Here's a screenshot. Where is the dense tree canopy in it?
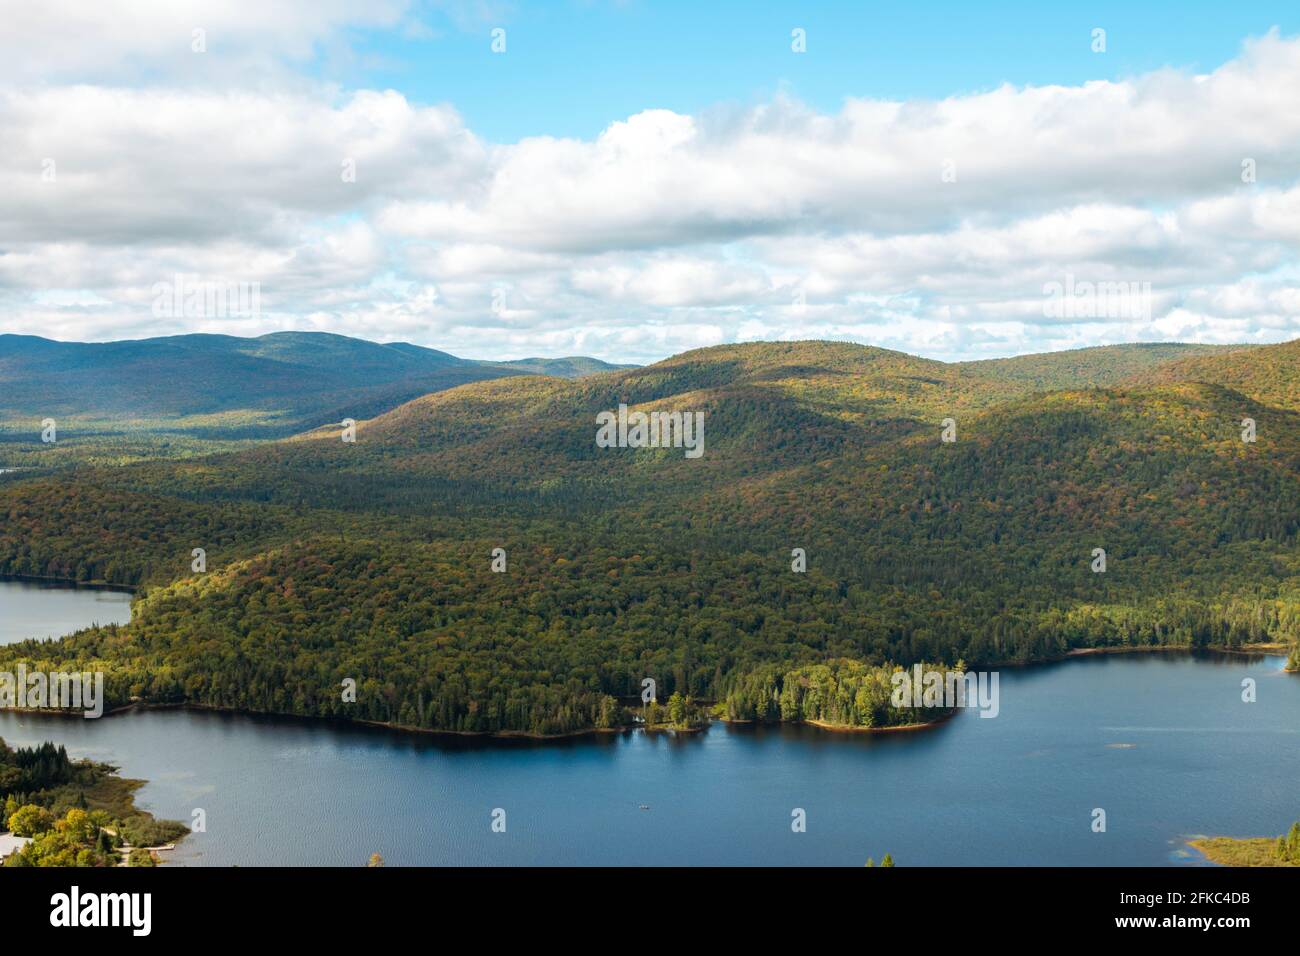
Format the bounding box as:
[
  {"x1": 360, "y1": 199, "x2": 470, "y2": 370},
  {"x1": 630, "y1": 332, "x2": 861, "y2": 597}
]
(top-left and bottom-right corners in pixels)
[{"x1": 0, "y1": 339, "x2": 1296, "y2": 736}]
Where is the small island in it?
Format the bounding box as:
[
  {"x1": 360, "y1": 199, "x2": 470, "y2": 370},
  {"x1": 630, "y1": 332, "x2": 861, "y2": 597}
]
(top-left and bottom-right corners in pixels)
[
  {"x1": 1191, "y1": 821, "x2": 1300, "y2": 867},
  {"x1": 724, "y1": 659, "x2": 961, "y2": 731},
  {"x1": 642, "y1": 691, "x2": 709, "y2": 733},
  {"x1": 1, "y1": 737, "x2": 188, "y2": 867}
]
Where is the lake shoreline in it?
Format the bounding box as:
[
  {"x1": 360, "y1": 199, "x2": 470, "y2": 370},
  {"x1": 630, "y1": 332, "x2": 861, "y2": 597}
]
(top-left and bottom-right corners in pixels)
[
  {"x1": 8, "y1": 700, "x2": 644, "y2": 742},
  {"x1": 3, "y1": 644, "x2": 1288, "y2": 743},
  {"x1": 6, "y1": 699, "x2": 955, "y2": 742},
  {"x1": 803, "y1": 710, "x2": 957, "y2": 734},
  {"x1": 721, "y1": 710, "x2": 956, "y2": 734},
  {"x1": 1187, "y1": 836, "x2": 1298, "y2": 867},
  {"x1": 1065, "y1": 643, "x2": 1289, "y2": 658},
  {"x1": 0, "y1": 572, "x2": 137, "y2": 594}
]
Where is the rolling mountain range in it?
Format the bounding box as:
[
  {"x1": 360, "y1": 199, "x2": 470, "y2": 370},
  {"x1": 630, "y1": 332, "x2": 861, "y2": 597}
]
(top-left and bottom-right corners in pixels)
[
  {"x1": 0, "y1": 331, "x2": 632, "y2": 438},
  {"x1": 0, "y1": 335, "x2": 1296, "y2": 735}
]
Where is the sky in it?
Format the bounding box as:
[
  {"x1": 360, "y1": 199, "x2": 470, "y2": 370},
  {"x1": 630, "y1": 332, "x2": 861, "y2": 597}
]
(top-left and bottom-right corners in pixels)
[{"x1": 2, "y1": 0, "x2": 1299, "y2": 363}]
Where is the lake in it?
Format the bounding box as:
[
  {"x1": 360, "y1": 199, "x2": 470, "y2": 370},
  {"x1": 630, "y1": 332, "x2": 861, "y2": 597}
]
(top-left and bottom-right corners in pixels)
[
  {"x1": 1, "y1": 581, "x2": 1297, "y2": 866},
  {"x1": 0, "y1": 578, "x2": 132, "y2": 645}
]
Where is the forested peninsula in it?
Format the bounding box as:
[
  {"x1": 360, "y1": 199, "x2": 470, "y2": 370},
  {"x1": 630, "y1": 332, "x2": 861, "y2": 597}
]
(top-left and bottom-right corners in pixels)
[{"x1": 1, "y1": 738, "x2": 188, "y2": 867}]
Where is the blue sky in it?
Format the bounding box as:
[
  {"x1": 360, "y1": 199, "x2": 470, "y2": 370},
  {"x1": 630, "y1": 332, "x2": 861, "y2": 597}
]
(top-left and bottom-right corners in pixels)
[
  {"x1": 2, "y1": 1, "x2": 1299, "y2": 362},
  {"x1": 347, "y1": 1, "x2": 1300, "y2": 141}
]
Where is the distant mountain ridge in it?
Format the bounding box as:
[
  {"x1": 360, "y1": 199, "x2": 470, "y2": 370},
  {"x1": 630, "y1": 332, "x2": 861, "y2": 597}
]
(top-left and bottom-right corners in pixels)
[
  {"x1": 0, "y1": 333, "x2": 1266, "y2": 450},
  {"x1": 218, "y1": 337, "x2": 1297, "y2": 510},
  {"x1": 0, "y1": 331, "x2": 634, "y2": 438}
]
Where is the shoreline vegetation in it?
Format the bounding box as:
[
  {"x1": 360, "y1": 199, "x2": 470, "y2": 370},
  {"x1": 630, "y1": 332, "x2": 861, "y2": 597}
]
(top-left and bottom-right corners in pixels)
[
  {"x1": 1065, "y1": 643, "x2": 1290, "y2": 657},
  {"x1": 802, "y1": 710, "x2": 956, "y2": 734},
  {"x1": 1190, "y1": 822, "x2": 1300, "y2": 867},
  {"x1": 10, "y1": 698, "x2": 960, "y2": 740},
  {"x1": 0, "y1": 738, "x2": 188, "y2": 867},
  {"x1": 2, "y1": 644, "x2": 1290, "y2": 742}
]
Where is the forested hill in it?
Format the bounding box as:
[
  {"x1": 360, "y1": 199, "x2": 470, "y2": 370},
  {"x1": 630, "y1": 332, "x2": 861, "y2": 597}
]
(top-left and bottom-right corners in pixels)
[{"x1": 0, "y1": 337, "x2": 1296, "y2": 736}]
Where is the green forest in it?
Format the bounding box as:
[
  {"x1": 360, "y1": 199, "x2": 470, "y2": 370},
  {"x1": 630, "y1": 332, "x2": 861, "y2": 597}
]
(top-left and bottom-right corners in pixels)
[{"x1": 1, "y1": 336, "x2": 1296, "y2": 736}]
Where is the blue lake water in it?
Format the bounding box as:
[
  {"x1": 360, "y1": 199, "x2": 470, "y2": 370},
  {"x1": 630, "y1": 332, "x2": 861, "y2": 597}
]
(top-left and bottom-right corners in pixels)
[{"x1": 1, "y1": 624, "x2": 1296, "y2": 864}]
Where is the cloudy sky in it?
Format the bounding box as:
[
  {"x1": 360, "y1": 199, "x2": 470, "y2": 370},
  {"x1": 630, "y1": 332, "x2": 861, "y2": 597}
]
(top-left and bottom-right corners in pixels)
[{"x1": 2, "y1": 0, "x2": 1299, "y2": 363}]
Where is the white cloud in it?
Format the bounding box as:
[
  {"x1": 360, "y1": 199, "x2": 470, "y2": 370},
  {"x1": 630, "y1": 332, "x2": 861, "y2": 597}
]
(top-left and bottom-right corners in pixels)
[
  {"x1": 1, "y1": 20, "x2": 1298, "y2": 362},
  {"x1": 379, "y1": 33, "x2": 1300, "y2": 252},
  {"x1": 0, "y1": 0, "x2": 413, "y2": 83},
  {"x1": 0, "y1": 86, "x2": 484, "y2": 245}
]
